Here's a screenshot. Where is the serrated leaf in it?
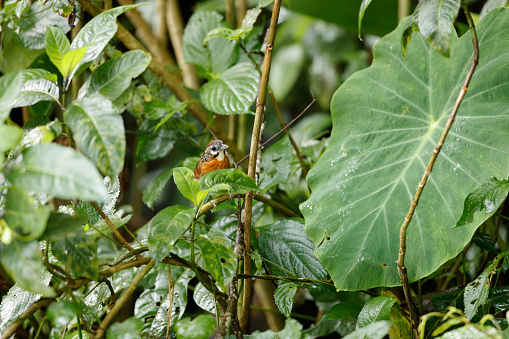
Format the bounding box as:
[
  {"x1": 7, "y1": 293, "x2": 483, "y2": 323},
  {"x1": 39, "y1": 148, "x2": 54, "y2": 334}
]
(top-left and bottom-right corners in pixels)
[
  {"x1": 456, "y1": 178, "x2": 509, "y2": 227},
  {"x1": 259, "y1": 218, "x2": 327, "y2": 280},
  {"x1": 200, "y1": 62, "x2": 258, "y2": 114},
  {"x1": 343, "y1": 321, "x2": 391, "y2": 339},
  {"x1": 52, "y1": 229, "x2": 99, "y2": 280},
  {"x1": 106, "y1": 317, "x2": 144, "y2": 339},
  {"x1": 358, "y1": 0, "x2": 373, "y2": 39},
  {"x1": 5, "y1": 143, "x2": 108, "y2": 201},
  {"x1": 4, "y1": 186, "x2": 50, "y2": 238},
  {"x1": 147, "y1": 205, "x2": 195, "y2": 264},
  {"x1": 65, "y1": 94, "x2": 126, "y2": 178},
  {"x1": 259, "y1": 136, "x2": 293, "y2": 189},
  {"x1": 193, "y1": 282, "x2": 216, "y2": 313},
  {"x1": 196, "y1": 233, "x2": 237, "y2": 290},
  {"x1": 301, "y1": 8, "x2": 509, "y2": 291},
  {"x1": 356, "y1": 296, "x2": 396, "y2": 329},
  {"x1": 200, "y1": 168, "x2": 259, "y2": 194},
  {"x1": 0, "y1": 72, "x2": 23, "y2": 121},
  {"x1": 274, "y1": 282, "x2": 298, "y2": 317},
  {"x1": 173, "y1": 167, "x2": 201, "y2": 205},
  {"x1": 45, "y1": 25, "x2": 71, "y2": 77},
  {"x1": 203, "y1": 7, "x2": 262, "y2": 44},
  {"x1": 0, "y1": 239, "x2": 56, "y2": 297},
  {"x1": 417, "y1": 0, "x2": 461, "y2": 57},
  {"x1": 142, "y1": 168, "x2": 173, "y2": 209},
  {"x1": 87, "y1": 50, "x2": 152, "y2": 100},
  {"x1": 183, "y1": 10, "x2": 238, "y2": 75}
]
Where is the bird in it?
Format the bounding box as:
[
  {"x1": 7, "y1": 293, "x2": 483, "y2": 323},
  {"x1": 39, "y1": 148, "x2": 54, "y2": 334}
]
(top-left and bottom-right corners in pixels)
[{"x1": 194, "y1": 139, "x2": 230, "y2": 179}]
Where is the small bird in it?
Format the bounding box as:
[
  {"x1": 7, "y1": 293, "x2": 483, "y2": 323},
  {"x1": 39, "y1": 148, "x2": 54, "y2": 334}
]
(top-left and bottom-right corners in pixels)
[{"x1": 194, "y1": 139, "x2": 230, "y2": 179}]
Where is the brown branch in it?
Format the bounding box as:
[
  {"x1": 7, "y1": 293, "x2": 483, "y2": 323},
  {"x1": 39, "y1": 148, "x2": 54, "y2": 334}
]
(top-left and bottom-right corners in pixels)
[
  {"x1": 241, "y1": 0, "x2": 282, "y2": 330},
  {"x1": 396, "y1": 1, "x2": 479, "y2": 336},
  {"x1": 156, "y1": 0, "x2": 168, "y2": 49},
  {"x1": 1, "y1": 298, "x2": 54, "y2": 339},
  {"x1": 236, "y1": 0, "x2": 247, "y2": 27}
]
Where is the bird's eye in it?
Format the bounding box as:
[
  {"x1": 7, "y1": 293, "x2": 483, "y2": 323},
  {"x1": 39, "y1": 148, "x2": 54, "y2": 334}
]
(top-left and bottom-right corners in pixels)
[{"x1": 211, "y1": 146, "x2": 217, "y2": 151}]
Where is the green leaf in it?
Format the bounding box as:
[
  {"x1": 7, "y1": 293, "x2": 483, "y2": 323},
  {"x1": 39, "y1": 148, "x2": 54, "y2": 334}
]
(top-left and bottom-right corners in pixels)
[
  {"x1": 147, "y1": 205, "x2": 195, "y2": 264},
  {"x1": 60, "y1": 47, "x2": 88, "y2": 79},
  {"x1": 193, "y1": 282, "x2": 216, "y2": 313},
  {"x1": 259, "y1": 136, "x2": 293, "y2": 189},
  {"x1": 196, "y1": 233, "x2": 237, "y2": 291},
  {"x1": 173, "y1": 167, "x2": 201, "y2": 205},
  {"x1": 183, "y1": 10, "x2": 238, "y2": 75},
  {"x1": 321, "y1": 301, "x2": 364, "y2": 321},
  {"x1": 69, "y1": 4, "x2": 143, "y2": 79},
  {"x1": 200, "y1": 62, "x2": 258, "y2": 114},
  {"x1": 175, "y1": 315, "x2": 216, "y2": 339},
  {"x1": 52, "y1": 229, "x2": 99, "y2": 280},
  {"x1": 480, "y1": 0, "x2": 509, "y2": 20},
  {"x1": 87, "y1": 50, "x2": 152, "y2": 100},
  {"x1": 251, "y1": 318, "x2": 304, "y2": 339},
  {"x1": 106, "y1": 317, "x2": 144, "y2": 339},
  {"x1": 137, "y1": 119, "x2": 176, "y2": 162},
  {"x1": 301, "y1": 8, "x2": 509, "y2": 291},
  {"x1": 40, "y1": 213, "x2": 86, "y2": 241},
  {"x1": 343, "y1": 321, "x2": 391, "y2": 339},
  {"x1": 203, "y1": 7, "x2": 262, "y2": 43},
  {"x1": 0, "y1": 124, "x2": 22, "y2": 160},
  {"x1": 472, "y1": 232, "x2": 497, "y2": 253},
  {"x1": 358, "y1": 0, "x2": 373, "y2": 39},
  {"x1": 274, "y1": 282, "x2": 298, "y2": 317},
  {"x1": 0, "y1": 72, "x2": 23, "y2": 121},
  {"x1": 0, "y1": 239, "x2": 56, "y2": 297},
  {"x1": 456, "y1": 178, "x2": 509, "y2": 227},
  {"x1": 356, "y1": 296, "x2": 396, "y2": 328},
  {"x1": 259, "y1": 218, "x2": 327, "y2": 280},
  {"x1": 200, "y1": 168, "x2": 259, "y2": 194},
  {"x1": 401, "y1": 3, "x2": 421, "y2": 58},
  {"x1": 45, "y1": 25, "x2": 71, "y2": 77},
  {"x1": 4, "y1": 186, "x2": 50, "y2": 238},
  {"x1": 417, "y1": 0, "x2": 461, "y2": 57},
  {"x1": 47, "y1": 301, "x2": 78, "y2": 328},
  {"x1": 65, "y1": 94, "x2": 126, "y2": 178},
  {"x1": 142, "y1": 168, "x2": 173, "y2": 209},
  {"x1": 269, "y1": 44, "x2": 306, "y2": 102},
  {"x1": 5, "y1": 143, "x2": 108, "y2": 201},
  {"x1": 12, "y1": 78, "x2": 60, "y2": 108}
]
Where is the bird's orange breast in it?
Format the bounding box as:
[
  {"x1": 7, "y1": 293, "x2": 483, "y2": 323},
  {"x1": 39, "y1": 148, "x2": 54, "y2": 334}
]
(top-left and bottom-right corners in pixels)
[{"x1": 194, "y1": 156, "x2": 230, "y2": 179}]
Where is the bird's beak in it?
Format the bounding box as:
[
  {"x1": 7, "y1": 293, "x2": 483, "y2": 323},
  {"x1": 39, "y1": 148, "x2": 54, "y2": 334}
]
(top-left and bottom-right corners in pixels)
[{"x1": 219, "y1": 144, "x2": 229, "y2": 151}]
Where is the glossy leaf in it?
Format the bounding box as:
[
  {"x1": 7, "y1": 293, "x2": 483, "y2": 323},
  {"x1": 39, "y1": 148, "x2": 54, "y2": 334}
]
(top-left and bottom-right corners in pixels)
[
  {"x1": 321, "y1": 300, "x2": 364, "y2": 321},
  {"x1": 204, "y1": 7, "x2": 262, "y2": 43},
  {"x1": 87, "y1": 50, "x2": 151, "y2": 100},
  {"x1": 142, "y1": 168, "x2": 173, "y2": 209},
  {"x1": 358, "y1": 0, "x2": 373, "y2": 39},
  {"x1": 137, "y1": 119, "x2": 176, "y2": 162},
  {"x1": 183, "y1": 10, "x2": 238, "y2": 75},
  {"x1": 259, "y1": 218, "x2": 327, "y2": 280},
  {"x1": 193, "y1": 282, "x2": 216, "y2": 313},
  {"x1": 5, "y1": 143, "x2": 108, "y2": 201},
  {"x1": 343, "y1": 321, "x2": 391, "y2": 339},
  {"x1": 173, "y1": 167, "x2": 201, "y2": 205},
  {"x1": 106, "y1": 317, "x2": 143, "y2": 339},
  {"x1": 200, "y1": 168, "x2": 259, "y2": 194},
  {"x1": 4, "y1": 186, "x2": 50, "y2": 238},
  {"x1": 301, "y1": 8, "x2": 509, "y2": 291},
  {"x1": 200, "y1": 62, "x2": 258, "y2": 114},
  {"x1": 47, "y1": 301, "x2": 78, "y2": 327},
  {"x1": 52, "y1": 229, "x2": 99, "y2": 280},
  {"x1": 274, "y1": 282, "x2": 298, "y2": 317},
  {"x1": 147, "y1": 205, "x2": 195, "y2": 264},
  {"x1": 196, "y1": 233, "x2": 237, "y2": 290},
  {"x1": 456, "y1": 178, "x2": 509, "y2": 227},
  {"x1": 12, "y1": 78, "x2": 60, "y2": 108},
  {"x1": 0, "y1": 239, "x2": 56, "y2": 297},
  {"x1": 45, "y1": 25, "x2": 70, "y2": 77},
  {"x1": 259, "y1": 136, "x2": 293, "y2": 189},
  {"x1": 356, "y1": 296, "x2": 396, "y2": 328},
  {"x1": 65, "y1": 94, "x2": 126, "y2": 178},
  {"x1": 472, "y1": 232, "x2": 497, "y2": 253},
  {"x1": 0, "y1": 72, "x2": 23, "y2": 121}
]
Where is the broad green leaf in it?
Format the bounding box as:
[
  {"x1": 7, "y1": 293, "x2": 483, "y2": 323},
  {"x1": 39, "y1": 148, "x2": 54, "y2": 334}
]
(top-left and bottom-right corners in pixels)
[
  {"x1": 4, "y1": 186, "x2": 50, "y2": 238},
  {"x1": 12, "y1": 78, "x2": 60, "y2": 108},
  {"x1": 301, "y1": 8, "x2": 509, "y2": 291},
  {"x1": 321, "y1": 301, "x2": 364, "y2": 321},
  {"x1": 358, "y1": 0, "x2": 373, "y2": 39},
  {"x1": 269, "y1": 44, "x2": 306, "y2": 102},
  {"x1": 45, "y1": 25, "x2": 70, "y2": 77},
  {"x1": 106, "y1": 317, "x2": 143, "y2": 339},
  {"x1": 5, "y1": 143, "x2": 108, "y2": 201},
  {"x1": 200, "y1": 168, "x2": 259, "y2": 194},
  {"x1": 183, "y1": 10, "x2": 238, "y2": 75},
  {"x1": 472, "y1": 232, "x2": 497, "y2": 253},
  {"x1": 258, "y1": 218, "x2": 327, "y2": 280},
  {"x1": 480, "y1": 0, "x2": 508, "y2": 20},
  {"x1": 87, "y1": 50, "x2": 152, "y2": 100},
  {"x1": 343, "y1": 321, "x2": 391, "y2": 339},
  {"x1": 173, "y1": 167, "x2": 201, "y2": 205},
  {"x1": 52, "y1": 229, "x2": 99, "y2": 280},
  {"x1": 0, "y1": 72, "x2": 23, "y2": 121},
  {"x1": 203, "y1": 7, "x2": 262, "y2": 43},
  {"x1": 60, "y1": 47, "x2": 88, "y2": 79},
  {"x1": 69, "y1": 4, "x2": 143, "y2": 79},
  {"x1": 193, "y1": 282, "x2": 216, "y2": 313},
  {"x1": 251, "y1": 318, "x2": 304, "y2": 339},
  {"x1": 142, "y1": 168, "x2": 173, "y2": 209},
  {"x1": 356, "y1": 296, "x2": 396, "y2": 329},
  {"x1": 259, "y1": 136, "x2": 293, "y2": 189},
  {"x1": 137, "y1": 119, "x2": 177, "y2": 162},
  {"x1": 147, "y1": 205, "x2": 195, "y2": 264},
  {"x1": 196, "y1": 233, "x2": 237, "y2": 291},
  {"x1": 40, "y1": 213, "x2": 86, "y2": 241},
  {"x1": 175, "y1": 315, "x2": 216, "y2": 339},
  {"x1": 0, "y1": 124, "x2": 22, "y2": 155},
  {"x1": 274, "y1": 282, "x2": 298, "y2": 317},
  {"x1": 0, "y1": 239, "x2": 56, "y2": 297},
  {"x1": 47, "y1": 301, "x2": 78, "y2": 328},
  {"x1": 200, "y1": 62, "x2": 258, "y2": 114},
  {"x1": 417, "y1": 0, "x2": 461, "y2": 57},
  {"x1": 65, "y1": 94, "x2": 126, "y2": 178},
  {"x1": 456, "y1": 178, "x2": 509, "y2": 227}
]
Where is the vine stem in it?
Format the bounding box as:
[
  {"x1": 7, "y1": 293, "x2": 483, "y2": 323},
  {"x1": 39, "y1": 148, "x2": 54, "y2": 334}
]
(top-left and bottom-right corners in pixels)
[
  {"x1": 396, "y1": 1, "x2": 479, "y2": 336},
  {"x1": 240, "y1": 0, "x2": 282, "y2": 330}
]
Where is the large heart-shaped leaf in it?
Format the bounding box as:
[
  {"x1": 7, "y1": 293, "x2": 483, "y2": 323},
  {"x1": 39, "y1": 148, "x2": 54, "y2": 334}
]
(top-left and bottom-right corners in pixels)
[{"x1": 301, "y1": 9, "x2": 509, "y2": 291}]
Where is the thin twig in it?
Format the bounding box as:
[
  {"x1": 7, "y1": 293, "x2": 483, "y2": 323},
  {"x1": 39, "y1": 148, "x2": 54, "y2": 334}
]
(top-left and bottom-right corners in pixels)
[
  {"x1": 166, "y1": 265, "x2": 174, "y2": 338},
  {"x1": 396, "y1": 1, "x2": 479, "y2": 337},
  {"x1": 241, "y1": 0, "x2": 282, "y2": 330}
]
